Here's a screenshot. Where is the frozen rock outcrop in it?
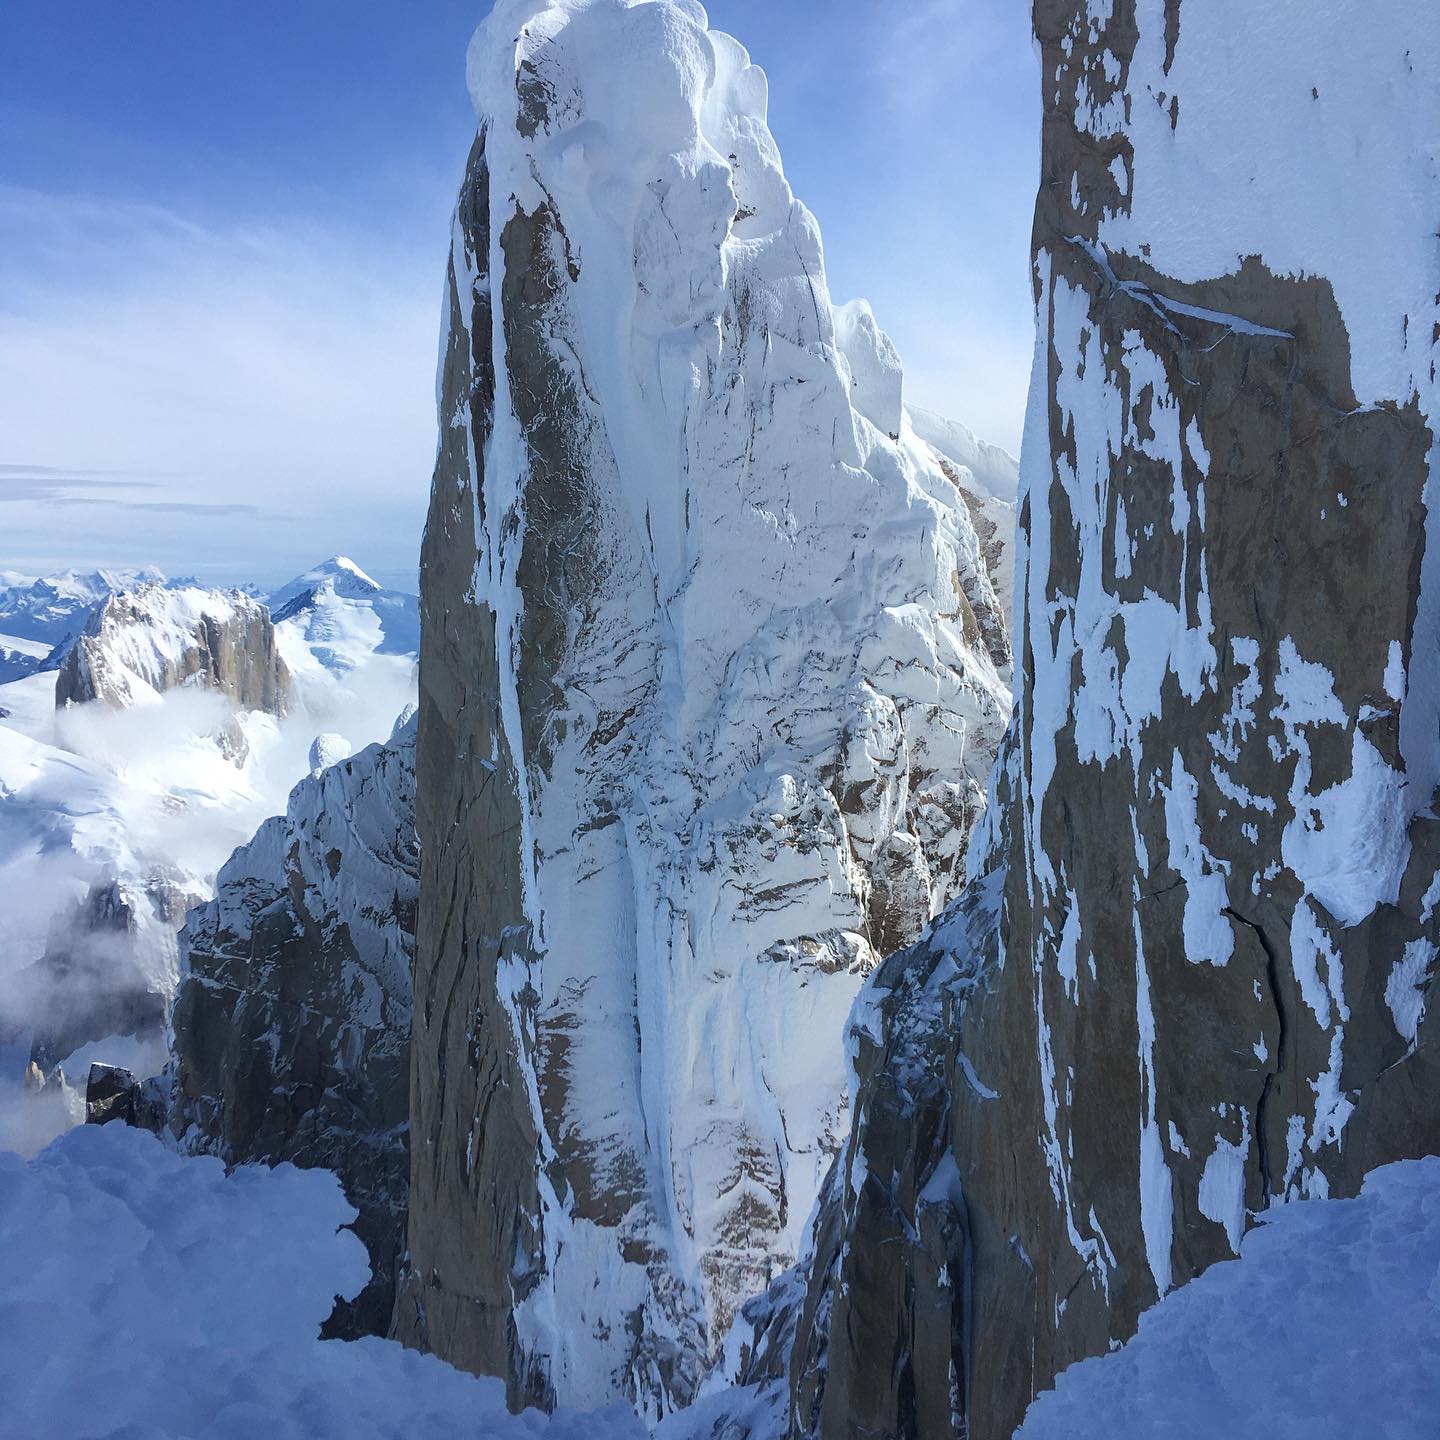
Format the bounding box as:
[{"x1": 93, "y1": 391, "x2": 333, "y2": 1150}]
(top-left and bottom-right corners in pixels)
[
  {"x1": 399, "y1": 0, "x2": 1011, "y2": 1419},
  {"x1": 161, "y1": 718, "x2": 418, "y2": 1338},
  {"x1": 55, "y1": 582, "x2": 291, "y2": 715},
  {"x1": 710, "y1": 3, "x2": 1440, "y2": 1438}
]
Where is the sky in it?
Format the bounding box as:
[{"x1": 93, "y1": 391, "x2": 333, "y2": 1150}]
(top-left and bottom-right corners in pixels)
[{"x1": 0, "y1": 1, "x2": 1039, "y2": 592}]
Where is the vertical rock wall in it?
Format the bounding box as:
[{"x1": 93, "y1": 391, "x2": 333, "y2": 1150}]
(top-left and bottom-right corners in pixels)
[{"x1": 709, "y1": 3, "x2": 1440, "y2": 1438}]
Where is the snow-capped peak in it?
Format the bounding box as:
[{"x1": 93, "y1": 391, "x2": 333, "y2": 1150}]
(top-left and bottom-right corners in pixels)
[
  {"x1": 267, "y1": 557, "x2": 418, "y2": 676},
  {"x1": 267, "y1": 556, "x2": 383, "y2": 616}
]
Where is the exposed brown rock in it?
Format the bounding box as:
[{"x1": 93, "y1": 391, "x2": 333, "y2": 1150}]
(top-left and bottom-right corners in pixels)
[
  {"x1": 717, "y1": 5, "x2": 1440, "y2": 1439},
  {"x1": 55, "y1": 582, "x2": 290, "y2": 716}
]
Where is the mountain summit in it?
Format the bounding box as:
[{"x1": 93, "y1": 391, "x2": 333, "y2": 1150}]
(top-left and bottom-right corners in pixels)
[
  {"x1": 268, "y1": 557, "x2": 419, "y2": 674},
  {"x1": 268, "y1": 555, "x2": 383, "y2": 611}
]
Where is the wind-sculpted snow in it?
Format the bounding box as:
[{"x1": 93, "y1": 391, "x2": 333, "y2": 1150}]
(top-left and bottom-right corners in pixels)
[
  {"x1": 1017, "y1": 1157, "x2": 1440, "y2": 1440},
  {"x1": 903, "y1": 404, "x2": 1019, "y2": 507},
  {"x1": 715, "y1": 4, "x2": 1440, "y2": 1438},
  {"x1": 162, "y1": 717, "x2": 418, "y2": 1338},
  {"x1": 402, "y1": 0, "x2": 1012, "y2": 1419},
  {"x1": 903, "y1": 408, "x2": 1017, "y2": 650},
  {"x1": 0, "y1": 1122, "x2": 646, "y2": 1440}
]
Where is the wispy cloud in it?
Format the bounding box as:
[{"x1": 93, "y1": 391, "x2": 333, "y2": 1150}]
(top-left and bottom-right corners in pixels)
[
  {"x1": 47, "y1": 498, "x2": 266, "y2": 516},
  {"x1": 0, "y1": 465, "x2": 167, "y2": 506},
  {"x1": 0, "y1": 464, "x2": 122, "y2": 475},
  {"x1": 0, "y1": 459, "x2": 262, "y2": 523},
  {"x1": 0, "y1": 185, "x2": 442, "y2": 583}
]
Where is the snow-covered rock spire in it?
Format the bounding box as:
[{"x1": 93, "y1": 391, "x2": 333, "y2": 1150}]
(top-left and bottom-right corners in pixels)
[{"x1": 399, "y1": 0, "x2": 1012, "y2": 1419}]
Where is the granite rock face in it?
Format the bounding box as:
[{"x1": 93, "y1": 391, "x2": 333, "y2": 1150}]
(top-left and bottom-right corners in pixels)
[
  {"x1": 709, "y1": 3, "x2": 1440, "y2": 1438},
  {"x1": 162, "y1": 720, "x2": 418, "y2": 1338},
  {"x1": 398, "y1": 0, "x2": 1012, "y2": 1419},
  {"x1": 55, "y1": 582, "x2": 290, "y2": 716}
]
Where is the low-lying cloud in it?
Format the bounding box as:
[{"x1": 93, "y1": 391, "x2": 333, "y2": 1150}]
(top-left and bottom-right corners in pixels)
[{"x1": 0, "y1": 657, "x2": 417, "y2": 1153}]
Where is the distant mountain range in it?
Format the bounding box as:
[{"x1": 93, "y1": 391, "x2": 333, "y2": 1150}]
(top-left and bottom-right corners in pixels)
[
  {"x1": 0, "y1": 568, "x2": 170, "y2": 683},
  {"x1": 0, "y1": 557, "x2": 418, "y2": 685},
  {"x1": 0, "y1": 555, "x2": 419, "y2": 1152}
]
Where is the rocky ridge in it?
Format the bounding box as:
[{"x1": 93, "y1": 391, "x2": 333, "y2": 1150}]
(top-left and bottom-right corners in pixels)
[{"x1": 55, "y1": 582, "x2": 290, "y2": 716}]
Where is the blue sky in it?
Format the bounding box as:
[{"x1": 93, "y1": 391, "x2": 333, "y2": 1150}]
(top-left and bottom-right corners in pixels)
[{"x1": 0, "y1": 1, "x2": 1038, "y2": 591}]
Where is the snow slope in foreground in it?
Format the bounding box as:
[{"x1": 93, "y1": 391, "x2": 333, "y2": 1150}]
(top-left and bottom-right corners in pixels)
[
  {"x1": 0, "y1": 1123, "x2": 645, "y2": 1440},
  {"x1": 1018, "y1": 1157, "x2": 1440, "y2": 1440}
]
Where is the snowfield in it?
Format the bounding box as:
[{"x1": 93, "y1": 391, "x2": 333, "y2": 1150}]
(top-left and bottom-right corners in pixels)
[
  {"x1": 1018, "y1": 1157, "x2": 1440, "y2": 1440},
  {"x1": 0, "y1": 1122, "x2": 645, "y2": 1440},
  {"x1": 4, "y1": 1127, "x2": 1430, "y2": 1440}
]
